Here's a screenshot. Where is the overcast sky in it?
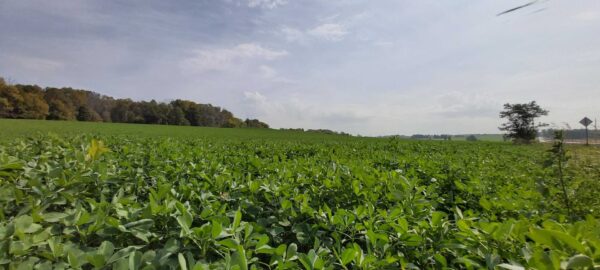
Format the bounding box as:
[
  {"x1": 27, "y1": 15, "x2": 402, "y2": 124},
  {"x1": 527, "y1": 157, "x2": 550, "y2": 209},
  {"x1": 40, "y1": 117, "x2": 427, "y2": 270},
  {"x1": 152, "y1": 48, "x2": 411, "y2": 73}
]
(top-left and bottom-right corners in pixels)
[{"x1": 1, "y1": 0, "x2": 599, "y2": 135}]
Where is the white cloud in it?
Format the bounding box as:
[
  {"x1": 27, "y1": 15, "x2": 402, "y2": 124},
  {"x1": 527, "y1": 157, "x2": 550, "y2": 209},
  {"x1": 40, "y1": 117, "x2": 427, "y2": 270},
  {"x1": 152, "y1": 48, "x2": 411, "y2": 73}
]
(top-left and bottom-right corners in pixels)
[
  {"x1": 247, "y1": 0, "x2": 287, "y2": 9},
  {"x1": 373, "y1": 41, "x2": 394, "y2": 48},
  {"x1": 308, "y1": 23, "x2": 349, "y2": 41},
  {"x1": 280, "y1": 26, "x2": 304, "y2": 42},
  {"x1": 319, "y1": 14, "x2": 341, "y2": 23},
  {"x1": 257, "y1": 65, "x2": 294, "y2": 83},
  {"x1": 279, "y1": 22, "x2": 351, "y2": 43},
  {"x1": 242, "y1": 91, "x2": 371, "y2": 132},
  {"x1": 6, "y1": 55, "x2": 65, "y2": 72},
  {"x1": 234, "y1": 43, "x2": 288, "y2": 59},
  {"x1": 432, "y1": 91, "x2": 500, "y2": 118},
  {"x1": 181, "y1": 43, "x2": 288, "y2": 73},
  {"x1": 259, "y1": 65, "x2": 277, "y2": 78},
  {"x1": 244, "y1": 91, "x2": 268, "y2": 104},
  {"x1": 574, "y1": 11, "x2": 599, "y2": 21}
]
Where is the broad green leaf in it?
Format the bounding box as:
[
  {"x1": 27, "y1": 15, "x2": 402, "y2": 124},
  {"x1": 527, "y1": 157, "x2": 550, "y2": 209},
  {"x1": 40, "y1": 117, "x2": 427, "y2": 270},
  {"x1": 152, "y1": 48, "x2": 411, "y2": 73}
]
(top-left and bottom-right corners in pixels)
[
  {"x1": 233, "y1": 209, "x2": 242, "y2": 230},
  {"x1": 232, "y1": 246, "x2": 248, "y2": 270},
  {"x1": 218, "y1": 239, "x2": 239, "y2": 250},
  {"x1": 341, "y1": 248, "x2": 356, "y2": 265},
  {"x1": 99, "y1": 241, "x2": 115, "y2": 258},
  {"x1": 212, "y1": 221, "x2": 223, "y2": 239},
  {"x1": 41, "y1": 212, "x2": 69, "y2": 223},
  {"x1": 566, "y1": 254, "x2": 593, "y2": 269},
  {"x1": 129, "y1": 251, "x2": 142, "y2": 270},
  {"x1": 178, "y1": 253, "x2": 188, "y2": 270},
  {"x1": 286, "y1": 243, "x2": 298, "y2": 260},
  {"x1": 479, "y1": 197, "x2": 492, "y2": 211},
  {"x1": 529, "y1": 228, "x2": 587, "y2": 253},
  {"x1": 431, "y1": 211, "x2": 445, "y2": 227},
  {"x1": 124, "y1": 219, "x2": 154, "y2": 229},
  {"x1": 86, "y1": 253, "x2": 106, "y2": 268},
  {"x1": 434, "y1": 254, "x2": 447, "y2": 267},
  {"x1": 497, "y1": 263, "x2": 525, "y2": 270},
  {"x1": 457, "y1": 220, "x2": 470, "y2": 232},
  {"x1": 107, "y1": 246, "x2": 144, "y2": 264}
]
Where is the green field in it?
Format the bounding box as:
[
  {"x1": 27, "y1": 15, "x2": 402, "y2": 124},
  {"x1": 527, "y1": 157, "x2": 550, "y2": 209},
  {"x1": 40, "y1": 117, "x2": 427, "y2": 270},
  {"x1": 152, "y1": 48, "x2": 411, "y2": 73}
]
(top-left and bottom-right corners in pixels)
[
  {"x1": 1, "y1": 119, "x2": 599, "y2": 269},
  {"x1": 451, "y1": 134, "x2": 506, "y2": 142},
  {"x1": 0, "y1": 119, "x2": 361, "y2": 142}
]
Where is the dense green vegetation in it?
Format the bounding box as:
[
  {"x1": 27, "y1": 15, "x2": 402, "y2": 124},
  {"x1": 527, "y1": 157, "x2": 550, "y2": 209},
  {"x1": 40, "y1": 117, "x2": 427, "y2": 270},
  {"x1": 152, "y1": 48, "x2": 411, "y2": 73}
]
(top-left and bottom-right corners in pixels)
[
  {"x1": 0, "y1": 78, "x2": 268, "y2": 128},
  {"x1": 452, "y1": 134, "x2": 505, "y2": 142},
  {"x1": 1, "y1": 120, "x2": 599, "y2": 269}
]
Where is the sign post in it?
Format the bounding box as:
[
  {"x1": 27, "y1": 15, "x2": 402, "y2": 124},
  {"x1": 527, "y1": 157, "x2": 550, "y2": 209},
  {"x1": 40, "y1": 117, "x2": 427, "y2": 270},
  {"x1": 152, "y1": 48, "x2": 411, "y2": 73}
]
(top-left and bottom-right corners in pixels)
[{"x1": 580, "y1": 117, "x2": 593, "y2": 145}]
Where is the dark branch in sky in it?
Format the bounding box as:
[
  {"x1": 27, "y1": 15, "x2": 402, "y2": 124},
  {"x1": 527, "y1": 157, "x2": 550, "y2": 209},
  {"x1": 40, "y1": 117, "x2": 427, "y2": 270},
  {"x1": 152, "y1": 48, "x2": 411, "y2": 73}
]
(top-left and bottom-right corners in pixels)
[{"x1": 497, "y1": 1, "x2": 537, "y2": 16}]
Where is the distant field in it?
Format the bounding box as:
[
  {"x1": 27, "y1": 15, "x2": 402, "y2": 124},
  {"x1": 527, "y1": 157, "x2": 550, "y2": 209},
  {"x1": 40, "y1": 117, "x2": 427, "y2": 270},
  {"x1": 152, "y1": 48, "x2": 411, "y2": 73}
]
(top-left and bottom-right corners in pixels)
[
  {"x1": 452, "y1": 134, "x2": 505, "y2": 141},
  {"x1": 0, "y1": 119, "x2": 360, "y2": 141},
  {"x1": 0, "y1": 119, "x2": 508, "y2": 142}
]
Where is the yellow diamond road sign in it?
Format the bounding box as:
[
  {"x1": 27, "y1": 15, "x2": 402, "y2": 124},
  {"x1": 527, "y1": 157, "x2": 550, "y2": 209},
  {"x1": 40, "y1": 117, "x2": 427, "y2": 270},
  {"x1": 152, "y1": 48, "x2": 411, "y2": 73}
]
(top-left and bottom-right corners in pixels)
[{"x1": 580, "y1": 117, "x2": 593, "y2": 127}]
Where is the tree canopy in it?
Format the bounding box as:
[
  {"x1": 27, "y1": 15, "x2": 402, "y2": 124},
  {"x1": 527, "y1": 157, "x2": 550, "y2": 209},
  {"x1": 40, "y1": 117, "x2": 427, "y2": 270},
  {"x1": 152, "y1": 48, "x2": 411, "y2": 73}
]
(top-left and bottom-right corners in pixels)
[
  {"x1": 0, "y1": 77, "x2": 268, "y2": 129},
  {"x1": 499, "y1": 101, "x2": 548, "y2": 144}
]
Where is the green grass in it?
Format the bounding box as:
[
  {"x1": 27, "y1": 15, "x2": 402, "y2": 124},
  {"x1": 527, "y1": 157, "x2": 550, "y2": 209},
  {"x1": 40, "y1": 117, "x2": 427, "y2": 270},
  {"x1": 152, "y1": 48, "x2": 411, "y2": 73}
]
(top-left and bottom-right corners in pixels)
[
  {"x1": 0, "y1": 119, "x2": 509, "y2": 143},
  {"x1": 452, "y1": 134, "x2": 505, "y2": 142},
  {"x1": 0, "y1": 119, "x2": 360, "y2": 141}
]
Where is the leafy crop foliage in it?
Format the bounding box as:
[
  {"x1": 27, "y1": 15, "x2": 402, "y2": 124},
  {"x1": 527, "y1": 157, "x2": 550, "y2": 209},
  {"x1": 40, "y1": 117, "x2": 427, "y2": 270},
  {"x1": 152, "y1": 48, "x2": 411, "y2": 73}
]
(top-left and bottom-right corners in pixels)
[{"x1": 1, "y1": 121, "x2": 600, "y2": 269}]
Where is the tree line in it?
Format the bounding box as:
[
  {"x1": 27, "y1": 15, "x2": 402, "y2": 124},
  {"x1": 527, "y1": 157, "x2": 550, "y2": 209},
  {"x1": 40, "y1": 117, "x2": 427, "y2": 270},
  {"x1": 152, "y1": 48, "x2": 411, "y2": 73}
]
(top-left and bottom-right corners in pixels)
[
  {"x1": 410, "y1": 134, "x2": 453, "y2": 140},
  {"x1": 539, "y1": 129, "x2": 599, "y2": 140},
  {"x1": 0, "y1": 77, "x2": 268, "y2": 128},
  {"x1": 278, "y1": 128, "x2": 351, "y2": 136}
]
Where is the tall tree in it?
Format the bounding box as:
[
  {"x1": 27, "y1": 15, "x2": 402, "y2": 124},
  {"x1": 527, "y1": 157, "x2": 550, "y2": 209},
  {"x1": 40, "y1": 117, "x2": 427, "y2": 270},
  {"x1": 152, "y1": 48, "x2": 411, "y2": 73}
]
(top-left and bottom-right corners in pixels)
[
  {"x1": 77, "y1": 105, "x2": 102, "y2": 121},
  {"x1": 0, "y1": 82, "x2": 21, "y2": 118},
  {"x1": 47, "y1": 99, "x2": 75, "y2": 120},
  {"x1": 499, "y1": 101, "x2": 548, "y2": 144},
  {"x1": 21, "y1": 89, "x2": 49, "y2": 119},
  {"x1": 45, "y1": 88, "x2": 77, "y2": 120},
  {"x1": 244, "y1": 118, "x2": 269, "y2": 128},
  {"x1": 167, "y1": 106, "x2": 190, "y2": 126}
]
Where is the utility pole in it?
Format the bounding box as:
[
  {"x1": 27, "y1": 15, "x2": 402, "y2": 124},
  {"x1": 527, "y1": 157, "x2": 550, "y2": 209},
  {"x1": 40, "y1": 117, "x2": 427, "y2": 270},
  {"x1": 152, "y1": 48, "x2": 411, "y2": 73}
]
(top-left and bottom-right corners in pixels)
[
  {"x1": 580, "y1": 117, "x2": 593, "y2": 146},
  {"x1": 586, "y1": 125, "x2": 589, "y2": 145}
]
